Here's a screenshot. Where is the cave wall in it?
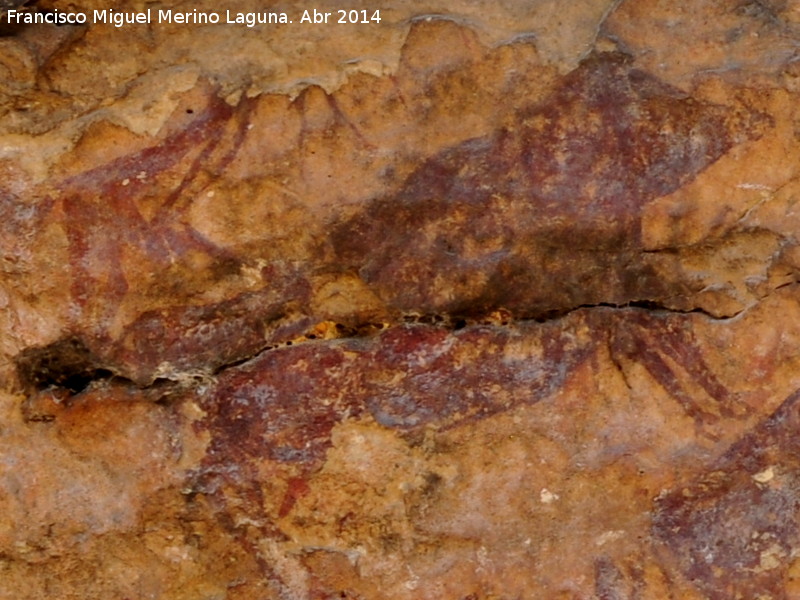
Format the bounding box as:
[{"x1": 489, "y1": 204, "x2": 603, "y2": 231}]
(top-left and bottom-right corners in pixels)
[{"x1": 3, "y1": 1, "x2": 800, "y2": 598}]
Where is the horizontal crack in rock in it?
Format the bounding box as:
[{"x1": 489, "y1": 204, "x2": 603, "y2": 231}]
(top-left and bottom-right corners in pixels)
[{"x1": 15, "y1": 286, "x2": 785, "y2": 403}]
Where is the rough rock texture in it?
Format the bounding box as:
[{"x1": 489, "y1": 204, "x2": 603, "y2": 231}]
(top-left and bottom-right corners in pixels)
[{"x1": 3, "y1": 0, "x2": 800, "y2": 598}]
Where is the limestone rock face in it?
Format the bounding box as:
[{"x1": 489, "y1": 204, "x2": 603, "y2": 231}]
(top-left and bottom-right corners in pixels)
[{"x1": 3, "y1": 1, "x2": 800, "y2": 598}]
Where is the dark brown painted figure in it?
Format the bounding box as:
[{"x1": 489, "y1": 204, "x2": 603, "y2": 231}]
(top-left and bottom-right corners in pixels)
[
  {"x1": 333, "y1": 52, "x2": 766, "y2": 317},
  {"x1": 654, "y1": 389, "x2": 800, "y2": 599},
  {"x1": 7, "y1": 53, "x2": 767, "y2": 386}
]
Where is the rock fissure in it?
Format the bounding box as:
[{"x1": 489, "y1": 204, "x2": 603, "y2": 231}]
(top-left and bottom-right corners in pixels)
[{"x1": 14, "y1": 288, "x2": 786, "y2": 400}]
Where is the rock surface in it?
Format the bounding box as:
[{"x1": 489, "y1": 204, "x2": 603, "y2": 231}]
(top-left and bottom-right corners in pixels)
[{"x1": 3, "y1": 0, "x2": 800, "y2": 598}]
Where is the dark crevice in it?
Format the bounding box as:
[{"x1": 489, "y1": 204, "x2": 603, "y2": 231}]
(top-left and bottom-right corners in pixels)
[
  {"x1": 576, "y1": 300, "x2": 739, "y2": 320},
  {"x1": 772, "y1": 278, "x2": 799, "y2": 293},
  {"x1": 196, "y1": 297, "x2": 750, "y2": 379},
  {"x1": 13, "y1": 289, "x2": 782, "y2": 400},
  {"x1": 210, "y1": 354, "x2": 260, "y2": 375},
  {"x1": 504, "y1": 300, "x2": 742, "y2": 325},
  {"x1": 15, "y1": 337, "x2": 116, "y2": 395}
]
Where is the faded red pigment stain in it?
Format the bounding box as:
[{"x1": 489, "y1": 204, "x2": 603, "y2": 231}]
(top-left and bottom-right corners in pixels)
[
  {"x1": 54, "y1": 86, "x2": 254, "y2": 337},
  {"x1": 194, "y1": 318, "x2": 591, "y2": 471},
  {"x1": 332, "y1": 52, "x2": 769, "y2": 316},
  {"x1": 28, "y1": 87, "x2": 323, "y2": 383},
  {"x1": 278, "y1": 477, "x2": 311, "y2": 518},
  {"x1": 608, "y1": 310, "x2": 745, "y2": 429},
  {"x1": 192, "y1": 308, "x2": 748, "y2": 479},
  {"x1": 105, "y1": 274, "x2": 312, "y2": 385},
  {"x1": 188, "y1": 317, "x2": 596, "y2": 592},
  {"x1": 653, "y1": 388, "x2": 800, "y2": 599},
  {"x1": 186, "y1": 306, "x2": 764, "y2": 591}
]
